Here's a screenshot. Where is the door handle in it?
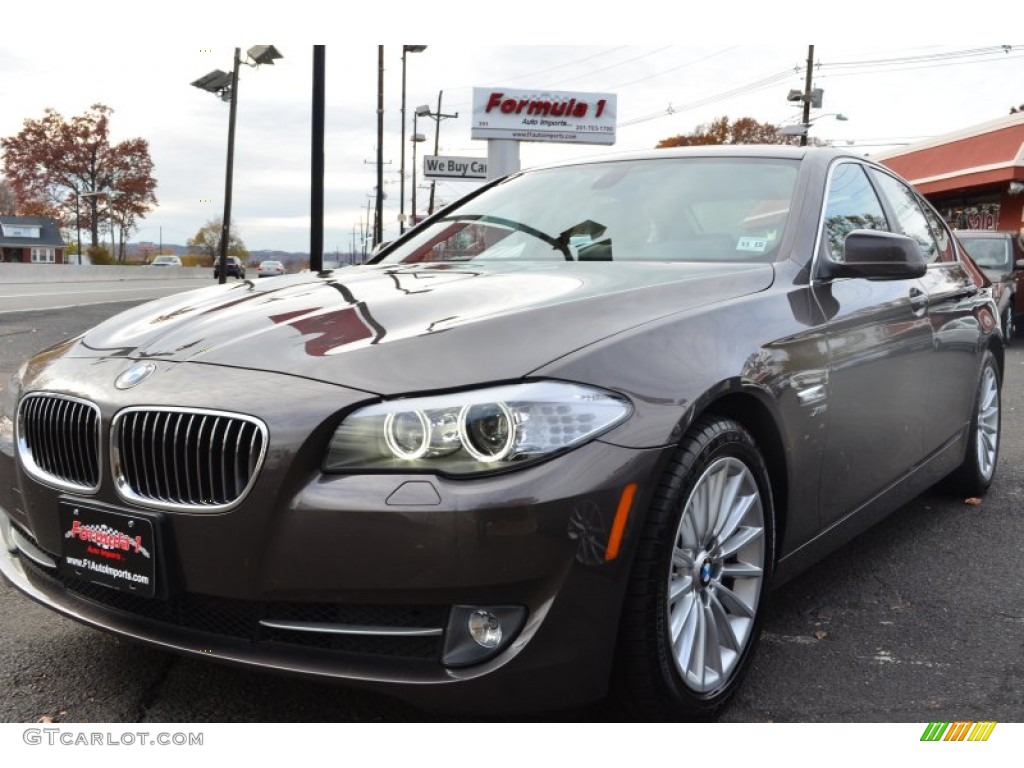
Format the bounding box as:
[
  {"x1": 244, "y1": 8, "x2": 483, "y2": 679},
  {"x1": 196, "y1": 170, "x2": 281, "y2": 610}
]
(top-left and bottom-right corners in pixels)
[{"x1": 909, "y1": 287, "x2": 928, "y2": 316}]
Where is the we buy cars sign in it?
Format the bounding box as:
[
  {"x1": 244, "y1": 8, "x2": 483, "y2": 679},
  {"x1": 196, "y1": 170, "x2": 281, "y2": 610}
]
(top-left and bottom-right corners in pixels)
[{"x1": 471, "y1": 87, "x2": 617, "y2": 145}]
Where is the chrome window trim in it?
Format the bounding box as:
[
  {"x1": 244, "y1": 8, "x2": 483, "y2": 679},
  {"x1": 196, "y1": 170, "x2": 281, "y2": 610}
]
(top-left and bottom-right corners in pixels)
[
  {"x1": 809, "y1": 158, "x2": 884, "y2": 283},
  {"x1": 15, "y1": 392, "x2": 102, "y2": 494},
  {"x1": 110, "y1": 406, "x2": 268, "y2": 513}
]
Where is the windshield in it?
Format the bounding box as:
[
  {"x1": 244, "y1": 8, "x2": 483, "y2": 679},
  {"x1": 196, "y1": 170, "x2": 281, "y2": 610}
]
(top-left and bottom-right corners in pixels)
[
  {"x1": 375, "y1": 157, "x2": 799, "y2": 265},
  {"x1": 959, "y1": 236, "x2": 1010, "y2": 270}
]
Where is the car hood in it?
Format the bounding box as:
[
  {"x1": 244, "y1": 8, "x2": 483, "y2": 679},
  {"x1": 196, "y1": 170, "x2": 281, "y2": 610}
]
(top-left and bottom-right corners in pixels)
[{"x1": 64, "y1": 261, "x2": 774, "y2": 395}]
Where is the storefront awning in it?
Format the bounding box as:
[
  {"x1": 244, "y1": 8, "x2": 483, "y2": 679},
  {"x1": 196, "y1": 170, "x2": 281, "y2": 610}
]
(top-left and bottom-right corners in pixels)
[{"x1": 876, "y1": 114, "x2": 1024, "y2": 196}]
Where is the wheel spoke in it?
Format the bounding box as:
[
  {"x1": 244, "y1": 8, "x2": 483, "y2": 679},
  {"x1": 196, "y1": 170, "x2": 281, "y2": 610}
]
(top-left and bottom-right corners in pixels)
[
  {"x1": 668, "y1": 573, "x2": 694, "y2": 604},
  {"x1": 672, "y1": 595, "x2": 699, "y2": 675},
  {"x1": 721, "y1": 561, "x2": 763, "y2": 579},
  {"x1": 718, "y1": 525, "x2": 763, "y2": 559},
  {"x1": 672, "y1": 548, "x2": 694, "y2": 569},
  {"x1": 714, "y1": 487, "x2": 757, "y2": 545},
  {"x1": 691, "y1": 603, "x2": 707, "y2": 685},
  {"x1": 689, "y1": 480, "x2": 710, "y2": 546},
  {"x1": 670, "y1": 591, "x2": 697, "y2": 647},
  {"x1": 703, "y1": 603, "x2": 723, "y2": 681},
  {"x1": 715, "y1": 581, "x2": 756, "y2": 619},
  {"x1": 709, "y1": 591, "x2": 741, "y2": 652},
  {"x1": 710, "y1": 471, "x2": 745, "y2": 540}
]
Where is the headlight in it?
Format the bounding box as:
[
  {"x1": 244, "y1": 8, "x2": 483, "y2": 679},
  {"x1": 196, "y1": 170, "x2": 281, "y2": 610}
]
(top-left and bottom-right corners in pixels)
[{"x1": 325, "y1": 381, "x2": 632, "y2": 476}]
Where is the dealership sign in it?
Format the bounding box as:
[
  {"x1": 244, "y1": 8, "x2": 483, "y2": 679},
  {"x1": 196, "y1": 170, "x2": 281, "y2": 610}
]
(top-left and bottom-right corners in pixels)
[
  {"x1": 471, "y1": 87, "x2": 617, "y2": 145},
  {"x1": 423, "y1": 155, "x2": 488, "y2": 180}
]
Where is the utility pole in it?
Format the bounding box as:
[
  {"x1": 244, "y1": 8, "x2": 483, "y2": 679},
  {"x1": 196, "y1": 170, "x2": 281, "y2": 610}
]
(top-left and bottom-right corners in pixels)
[
  {"x1": 801, "y1": 45, "x2": 814, "y2": 147},
  {"x1": 375, "y1": 45, "x2": 385, "y2": 247},
  {"x1": 426, "y1": 91, "x2": 459, "y2": 216},
  {"x1": 311, "y1": 45, "x2": 325, "y2": 271}
]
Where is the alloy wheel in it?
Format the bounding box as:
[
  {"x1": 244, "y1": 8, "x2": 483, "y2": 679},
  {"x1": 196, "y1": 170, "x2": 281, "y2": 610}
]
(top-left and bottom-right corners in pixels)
[
  {"x1": 975, "y1": 363, "x2": 999, "y2": 481},
  {"x1": 666, "y1": 456, "x2": 765, "y2": 693}
]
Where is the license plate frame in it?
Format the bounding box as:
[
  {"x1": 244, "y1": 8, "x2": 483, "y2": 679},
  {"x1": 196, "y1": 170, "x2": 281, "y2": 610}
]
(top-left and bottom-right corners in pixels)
[{"x1": 58, "y1": 501, "x2": 158, "y2": 599}]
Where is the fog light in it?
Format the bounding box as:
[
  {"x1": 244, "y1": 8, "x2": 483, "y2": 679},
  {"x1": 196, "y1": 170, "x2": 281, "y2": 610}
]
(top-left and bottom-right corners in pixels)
[
  {"x1": 468, "y1": 610, "x2": 502, "y2": 648},
  {"x1": 442, "y1": 605, "x2": 527, "y2": 668}
]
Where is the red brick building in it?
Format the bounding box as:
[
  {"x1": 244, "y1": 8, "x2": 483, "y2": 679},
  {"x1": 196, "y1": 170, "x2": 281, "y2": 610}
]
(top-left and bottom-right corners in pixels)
[
  {"x1": 875, "y1": 113, "x2": 1024, "y2": 237},
  {"x1": 0, "y1": 216, "x2": 67, "y2": 263}
]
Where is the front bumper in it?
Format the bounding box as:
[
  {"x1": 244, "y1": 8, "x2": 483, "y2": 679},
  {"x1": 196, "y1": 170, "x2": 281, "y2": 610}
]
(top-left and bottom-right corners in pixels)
[{"x1": 0, "y1": 359, "x2": 666, "y2": 713}]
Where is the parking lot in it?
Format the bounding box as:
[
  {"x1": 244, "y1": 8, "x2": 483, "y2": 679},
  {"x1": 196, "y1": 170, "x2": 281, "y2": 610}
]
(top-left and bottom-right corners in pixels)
[{"x1": 1, "y1": 300, "x2": 1022, "y2": 722}]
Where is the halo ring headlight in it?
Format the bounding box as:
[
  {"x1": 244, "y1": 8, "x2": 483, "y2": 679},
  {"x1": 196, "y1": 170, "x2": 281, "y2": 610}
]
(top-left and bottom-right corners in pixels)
[
  {"x1": 384, "y1": 410, "x2": 431, "y2": 460},
  {"x1": 458, "y1": 401, "x2": 515, "y2": 463}
]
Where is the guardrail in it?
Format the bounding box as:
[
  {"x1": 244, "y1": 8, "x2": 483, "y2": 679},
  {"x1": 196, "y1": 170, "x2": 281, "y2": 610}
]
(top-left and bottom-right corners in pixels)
[{"x1": 0, "y1": 264, "x2": 211, "y2": 284}]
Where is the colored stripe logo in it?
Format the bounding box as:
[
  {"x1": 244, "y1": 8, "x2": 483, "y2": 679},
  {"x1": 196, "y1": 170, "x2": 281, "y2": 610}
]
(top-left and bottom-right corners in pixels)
[{"x1": 921, "y1": 722, "x2": 997, "y2": 741}]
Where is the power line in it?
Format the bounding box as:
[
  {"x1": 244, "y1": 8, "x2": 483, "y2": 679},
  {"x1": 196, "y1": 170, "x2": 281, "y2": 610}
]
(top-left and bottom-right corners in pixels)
[{"x1": 617, "y1": 45, "x2": 1023, "y2": 130}]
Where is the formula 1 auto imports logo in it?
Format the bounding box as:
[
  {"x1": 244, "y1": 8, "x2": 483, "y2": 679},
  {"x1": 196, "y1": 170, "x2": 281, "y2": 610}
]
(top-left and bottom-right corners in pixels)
[
  {"x1": 920, "y1": 722, "x2": 997, "y2": 742},
  {"x1": 65, "y1": 520, "x2": 151, "y2": 559}
]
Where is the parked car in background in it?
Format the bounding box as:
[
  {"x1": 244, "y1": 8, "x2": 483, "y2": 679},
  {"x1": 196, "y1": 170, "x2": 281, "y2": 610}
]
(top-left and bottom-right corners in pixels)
[
  {"x1": 0, "y1": 146, "x2": 1002, "y2": 720},
  {"x1": 213, "y1": 256, "x2": 245, "y2": 280},
  {"x1": 147, "y1": 255, "x2": 182, "y2": 267},
  {"x1": 955, "y1": 230, "x2": 1024, "y2": 340},
  {"x1": 258, "y1": 260, "x2": 285, "y2": 278}
]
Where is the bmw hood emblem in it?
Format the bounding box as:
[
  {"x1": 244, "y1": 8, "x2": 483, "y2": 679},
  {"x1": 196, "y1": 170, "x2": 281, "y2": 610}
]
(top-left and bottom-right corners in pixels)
[{"x1": 115, "y1": 362, "x2": 156, "y2": 390}]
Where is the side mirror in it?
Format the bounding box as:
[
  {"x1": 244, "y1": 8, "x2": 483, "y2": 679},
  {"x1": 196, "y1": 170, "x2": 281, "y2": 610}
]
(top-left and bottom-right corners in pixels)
[
  {"x1": 1014, "y1": 259, "x2": 1024, "y2": 271},
  {"x1": 818, "y1": 230, "x2": 927, "y2": 281}
]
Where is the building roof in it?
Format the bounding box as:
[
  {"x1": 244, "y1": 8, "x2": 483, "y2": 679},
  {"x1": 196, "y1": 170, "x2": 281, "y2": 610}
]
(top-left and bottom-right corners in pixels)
[
  {"x1": 875, "y1": 113, "x2": 1024, "y2": 196},
  {"x1": 0, "y1": 216, "x2": 66, "y2": 248}
]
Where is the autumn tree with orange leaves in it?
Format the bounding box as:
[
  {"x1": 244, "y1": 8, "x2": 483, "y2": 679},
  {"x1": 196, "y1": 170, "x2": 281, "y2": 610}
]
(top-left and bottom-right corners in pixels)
[
  {"x1": 656, "y1": 116, "x2": 792, "y2": 147},
  {"x1": 1, "y1": 104, "x2": 157, "y2": 262}
]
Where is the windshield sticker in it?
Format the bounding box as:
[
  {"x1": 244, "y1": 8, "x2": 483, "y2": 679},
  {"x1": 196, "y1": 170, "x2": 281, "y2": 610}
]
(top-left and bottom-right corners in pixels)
[{"x1": 737, "y1": 237, "x2": 768, "y2": 252}]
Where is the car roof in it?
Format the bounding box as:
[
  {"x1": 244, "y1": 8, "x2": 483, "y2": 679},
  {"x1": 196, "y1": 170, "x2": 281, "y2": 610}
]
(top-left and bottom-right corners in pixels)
[
  {"x1": 955, "y1": 230, "x2": 1010, "y2": 238},
  {"x1": 508, "y1": 145, "x2": 883, "y2": 188}
]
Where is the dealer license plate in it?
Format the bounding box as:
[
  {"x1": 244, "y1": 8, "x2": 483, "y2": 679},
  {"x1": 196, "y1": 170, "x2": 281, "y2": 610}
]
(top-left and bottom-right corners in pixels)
[{"x1": 58, "y1": 501, "x2": 157, "y2": 598}]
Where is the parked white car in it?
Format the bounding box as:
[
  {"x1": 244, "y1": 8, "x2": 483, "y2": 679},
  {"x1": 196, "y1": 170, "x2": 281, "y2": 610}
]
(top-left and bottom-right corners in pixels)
[
  {"x1": 148, "y1": 255, "x2": 182, "y2": 267},
  {"x1": 258, "y1": 260, "x2": 285, "y2": 278}
]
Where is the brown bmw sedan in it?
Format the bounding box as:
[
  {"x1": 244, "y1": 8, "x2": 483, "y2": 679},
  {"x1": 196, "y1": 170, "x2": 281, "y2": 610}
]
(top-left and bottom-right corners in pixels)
[{"x1": 0, "y1": 147, "x2": 1002, "y2": 719}]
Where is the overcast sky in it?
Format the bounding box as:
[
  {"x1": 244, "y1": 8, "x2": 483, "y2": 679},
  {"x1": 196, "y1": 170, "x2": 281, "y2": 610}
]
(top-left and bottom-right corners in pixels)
[{"x1": 2, "y1": 5, "x2": 1021, "y2": 255}]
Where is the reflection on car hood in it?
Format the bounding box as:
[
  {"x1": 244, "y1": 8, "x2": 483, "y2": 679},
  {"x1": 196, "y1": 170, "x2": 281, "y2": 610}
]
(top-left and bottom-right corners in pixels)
[{"x1": 66, "y1": 261, "x2": 774, "y2": 395}]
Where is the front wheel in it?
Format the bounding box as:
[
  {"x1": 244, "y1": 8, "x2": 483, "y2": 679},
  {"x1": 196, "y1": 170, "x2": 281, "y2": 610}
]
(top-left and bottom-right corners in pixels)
[{"x1": 616, "y1": 416, "x2": 774, "y2": 720}]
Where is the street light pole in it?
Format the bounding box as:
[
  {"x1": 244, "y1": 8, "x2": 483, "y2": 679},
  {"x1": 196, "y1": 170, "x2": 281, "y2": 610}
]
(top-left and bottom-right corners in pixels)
[
  {"x1": 217, "y1": 47, "x2": 242, "y2": 285},
  {"x1": 411, "y1": 108, "x2": 428, "y2": 226},
  {"x1": 375, "y1": 45, "x2": 385, "y2": 248},
  {"x1": 192, "y1": 45, "x2": 283, "y2": 284},
  {"x1": 75, "y1": 193, "x2": 82, "y2": 266},
  {"x1": 399, "y1": 45, "x2": 427, "y2": 236}
]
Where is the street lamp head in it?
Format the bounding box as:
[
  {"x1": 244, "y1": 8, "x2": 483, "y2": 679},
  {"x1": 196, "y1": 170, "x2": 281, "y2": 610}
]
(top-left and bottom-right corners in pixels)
[
  {"x1": 247, "y1": 45, "x2": 283, "y2": 66},
  {"x1": 404, "y1": 45, "x2": 428, "y2": 54},
  {"x1": 191, "y1": 70, "x2": 233, "y2": 94},
  {"x1": 411, "y1": 132, "x2": 426, "y2": 143},
  {"x1": 415, "y1": 104, "x2": 432, "y2": 117}
]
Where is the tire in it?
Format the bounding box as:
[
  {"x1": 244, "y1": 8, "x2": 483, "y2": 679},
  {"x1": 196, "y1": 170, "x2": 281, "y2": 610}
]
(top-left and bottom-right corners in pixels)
[
  {"x1": 616, "y1": 416, "x2": 774, "y2": 720},
  {"x1": 1002, "y1": 306, "x2": 1014, "y2": 344},
  {"x1": 944, "y1": 349, "x2": 1001, "y2": 496}
]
